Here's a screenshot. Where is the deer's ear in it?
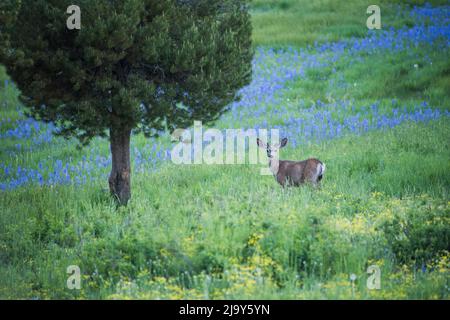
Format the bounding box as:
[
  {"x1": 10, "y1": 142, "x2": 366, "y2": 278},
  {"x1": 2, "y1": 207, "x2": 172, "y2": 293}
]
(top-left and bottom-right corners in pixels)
[
  {"x1": 257, "y1": 138, "x2": 267, "y2": 149},
  {"x1": 280, "y1": 138, "x2": 288, "y2": 148}
]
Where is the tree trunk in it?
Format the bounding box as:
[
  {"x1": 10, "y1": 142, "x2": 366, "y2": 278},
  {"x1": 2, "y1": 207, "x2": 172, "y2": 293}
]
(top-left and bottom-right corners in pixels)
[{"x1": 109, "y1": 125, "x2": 131, "y2": 205}]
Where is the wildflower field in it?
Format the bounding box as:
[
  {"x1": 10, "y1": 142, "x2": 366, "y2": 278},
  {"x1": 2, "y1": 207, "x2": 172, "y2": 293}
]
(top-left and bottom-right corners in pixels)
[{"x1": 0, "y1": 0, "x2": 449, "y2": 299}]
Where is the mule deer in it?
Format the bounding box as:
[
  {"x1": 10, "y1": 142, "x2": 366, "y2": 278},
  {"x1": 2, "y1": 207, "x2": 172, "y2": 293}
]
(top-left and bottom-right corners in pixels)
[{"x1": 257, "y1": 137, "x2": 325, "y2": 187}]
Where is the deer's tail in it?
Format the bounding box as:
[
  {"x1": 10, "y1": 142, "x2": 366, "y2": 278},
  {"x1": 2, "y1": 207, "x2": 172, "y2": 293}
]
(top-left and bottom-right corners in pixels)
[
  {"x1": 317, "y1": 162, "x2": 326, "y2": 178},
  {"x1": 320, "y1": 162, "x2": 326, "y2": 175}
]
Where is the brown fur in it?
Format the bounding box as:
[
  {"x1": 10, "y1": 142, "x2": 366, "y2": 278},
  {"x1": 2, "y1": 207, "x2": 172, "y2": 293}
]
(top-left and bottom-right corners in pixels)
[
  {"x1": 274, "y1": 158, "x2": 324, "y2": 187},
  {"x1": 258, "y1": 138, "x2": 325, "y2": 188}
]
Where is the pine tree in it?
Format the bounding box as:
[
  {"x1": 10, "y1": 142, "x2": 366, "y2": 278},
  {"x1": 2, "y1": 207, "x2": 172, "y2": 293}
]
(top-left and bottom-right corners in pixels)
[{"x1": 0, "y1": 0, "x2": 253, "y2": 204}]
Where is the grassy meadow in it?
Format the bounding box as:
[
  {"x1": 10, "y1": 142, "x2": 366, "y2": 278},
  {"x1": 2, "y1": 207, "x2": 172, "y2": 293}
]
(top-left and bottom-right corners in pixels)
[{"x1": 0, "y1": 0, "x2": 449, "y2": 299}]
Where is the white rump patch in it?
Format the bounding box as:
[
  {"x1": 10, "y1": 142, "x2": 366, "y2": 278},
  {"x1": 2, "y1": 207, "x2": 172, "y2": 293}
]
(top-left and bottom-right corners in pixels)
[{"x1": 317, "y1": 163, "x2": 326, "y2": 176}]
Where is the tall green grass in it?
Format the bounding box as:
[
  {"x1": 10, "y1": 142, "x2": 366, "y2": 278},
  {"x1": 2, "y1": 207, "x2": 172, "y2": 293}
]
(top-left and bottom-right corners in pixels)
[
  {"x1": 1, "y1": 119, "x2": 449, "y2": 299},
  {"x1": 0, "y1": 0, "x2": 449, "y2": 299}
]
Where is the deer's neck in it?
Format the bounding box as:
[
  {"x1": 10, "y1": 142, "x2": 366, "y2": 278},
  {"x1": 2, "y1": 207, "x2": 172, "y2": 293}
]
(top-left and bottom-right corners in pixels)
[{"x1": 269, "y1": 158, "x2": 280, "y2": 175}]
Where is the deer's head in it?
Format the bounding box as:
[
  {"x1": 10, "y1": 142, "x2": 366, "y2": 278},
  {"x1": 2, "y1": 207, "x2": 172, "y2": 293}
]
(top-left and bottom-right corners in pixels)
[{"x1": 257, "y1": 137, "x2": 288, "y2": 159}]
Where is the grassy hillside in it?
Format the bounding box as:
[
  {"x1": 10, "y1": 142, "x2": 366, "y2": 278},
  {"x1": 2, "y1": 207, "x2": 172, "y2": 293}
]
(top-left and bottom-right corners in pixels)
[
  {"x1": 251, "y1": 0, "x2": 450, "y2": 47},
  {"x1": 0, "y1": 1, "x2": 449, "y2": 299}
]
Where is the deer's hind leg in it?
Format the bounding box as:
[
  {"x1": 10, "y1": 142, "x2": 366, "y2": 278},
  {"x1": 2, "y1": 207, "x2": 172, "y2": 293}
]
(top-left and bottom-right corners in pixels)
[{"x1": 305, "y1": 172, "x2": 321, "y2": 189}]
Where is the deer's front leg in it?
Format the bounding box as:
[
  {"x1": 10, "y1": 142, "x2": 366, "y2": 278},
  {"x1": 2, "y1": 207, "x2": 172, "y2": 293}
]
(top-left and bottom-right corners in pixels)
[{"x1": 276, "y1": 174, "x2": 287, "y2": 187}]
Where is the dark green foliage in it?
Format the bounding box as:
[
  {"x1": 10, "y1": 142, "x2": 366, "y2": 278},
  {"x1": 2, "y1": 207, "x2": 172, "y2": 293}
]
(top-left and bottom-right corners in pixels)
[
  {"x1": 379, "y1": 204, "x2": 450, "y2": 265},
  {"x1": 0, "y1": 0, "x2": 253, "y2": 144}
]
